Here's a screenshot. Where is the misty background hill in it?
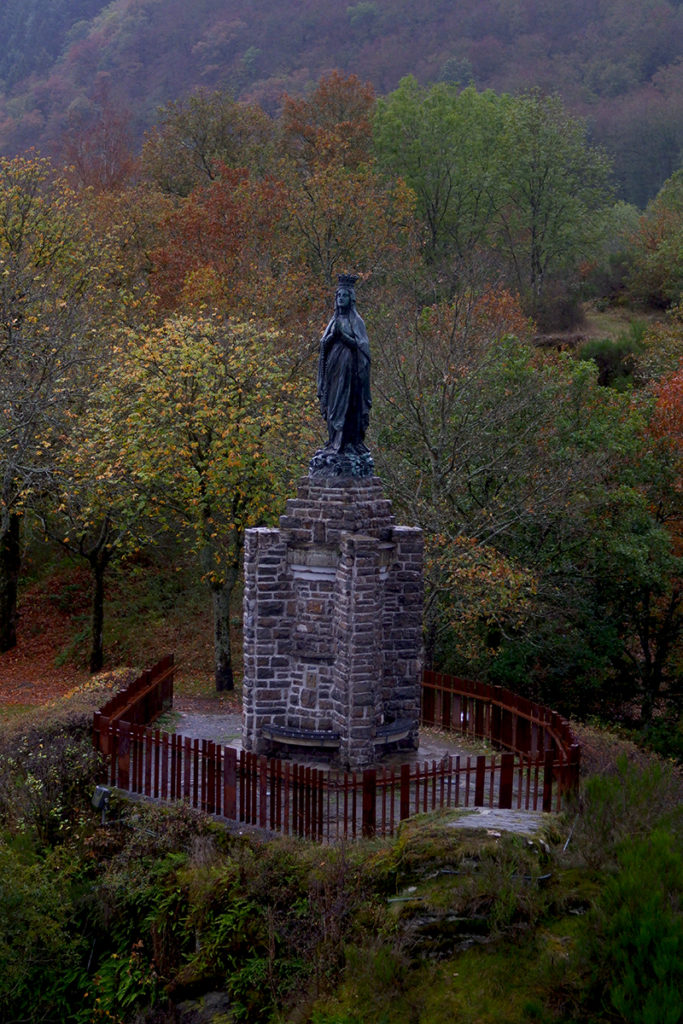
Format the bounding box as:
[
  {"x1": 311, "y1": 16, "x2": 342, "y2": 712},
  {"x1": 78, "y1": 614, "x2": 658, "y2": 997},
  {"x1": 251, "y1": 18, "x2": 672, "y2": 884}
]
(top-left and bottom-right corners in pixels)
[{"x1": 0, "y1": 0, "x2": 681, "y2": 206}]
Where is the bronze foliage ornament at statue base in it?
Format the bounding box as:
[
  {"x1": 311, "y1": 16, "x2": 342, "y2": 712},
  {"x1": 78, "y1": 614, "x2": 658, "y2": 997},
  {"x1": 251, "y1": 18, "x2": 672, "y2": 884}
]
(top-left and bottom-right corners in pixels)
[{"x1": 309, "y1": 444, "x2": 374, "y2": 478}]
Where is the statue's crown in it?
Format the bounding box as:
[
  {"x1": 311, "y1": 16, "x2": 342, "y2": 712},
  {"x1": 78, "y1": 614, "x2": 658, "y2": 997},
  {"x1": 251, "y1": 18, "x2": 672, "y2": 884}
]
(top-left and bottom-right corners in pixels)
[{"x1": 337, "y1": 274, "x2": 358, "y2": 287}]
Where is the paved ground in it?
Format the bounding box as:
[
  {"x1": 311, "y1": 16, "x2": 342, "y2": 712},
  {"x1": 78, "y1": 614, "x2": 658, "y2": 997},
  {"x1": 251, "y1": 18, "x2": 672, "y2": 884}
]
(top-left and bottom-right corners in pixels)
[
  {"x1": 165, "y1": 710, "x2": 492, "y2": 766},
  {"x1": 446, "y1": 807, "x2": 549, "y2": 834},
  {"x1": 160, "y1": 709, "x2": 550, "y2": 836}
]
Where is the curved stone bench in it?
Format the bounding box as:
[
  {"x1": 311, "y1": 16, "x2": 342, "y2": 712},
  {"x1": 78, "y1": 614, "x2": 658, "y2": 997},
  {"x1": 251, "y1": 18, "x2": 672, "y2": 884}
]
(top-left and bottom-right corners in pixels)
[
  {"x1": 261, "y1": 724, "x2": 341, "y2": 749},
  {"x1": 373, "y1": 719, "x2": 414, "y2": 745}
]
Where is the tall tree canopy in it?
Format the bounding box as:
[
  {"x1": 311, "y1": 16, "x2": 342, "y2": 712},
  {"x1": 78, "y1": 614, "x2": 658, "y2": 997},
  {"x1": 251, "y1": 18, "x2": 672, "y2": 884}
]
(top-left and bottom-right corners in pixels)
[
  {"x1": 104, "y1": 314, "x2": 314, "y2": 690},
  {"x1": 0, "y1": 155, "x2": 113, "y2": 651}
]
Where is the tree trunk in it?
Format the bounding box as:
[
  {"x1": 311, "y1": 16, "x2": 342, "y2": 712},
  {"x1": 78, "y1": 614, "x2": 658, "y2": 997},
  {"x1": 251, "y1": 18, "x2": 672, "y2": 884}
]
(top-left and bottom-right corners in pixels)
[
  {"x1": 212, "y1": 576, "x2": 236, "y2": 691},
  {"x1": 0, "y1": 513, "x2": 21, "y2": 652}
]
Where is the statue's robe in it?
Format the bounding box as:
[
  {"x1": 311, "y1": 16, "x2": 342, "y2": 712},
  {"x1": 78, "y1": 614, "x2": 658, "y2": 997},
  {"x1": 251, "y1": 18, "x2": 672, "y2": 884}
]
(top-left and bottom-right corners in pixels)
[{"x1": 317, "y1": 307, "x2": 371, "y2": 451}]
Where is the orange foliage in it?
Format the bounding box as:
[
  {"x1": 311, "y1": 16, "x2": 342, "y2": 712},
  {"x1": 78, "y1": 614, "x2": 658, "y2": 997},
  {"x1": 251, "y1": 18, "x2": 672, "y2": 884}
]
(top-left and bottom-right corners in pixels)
[
  {"x1": 651, "y1": 368, "x2": 683, "y2": 449},
  {"x1": 418, "y1": 288, "x2": 534, "y2": 373},
  {"x1": 470, "y1": 288, "x2": 535, "y2": 346},
  {"x1": 149, "y1": 167, "x2": 291, "y2": 319},
  {"x1": 280, "y1": 71, "x2": 375, "y2": 172}
]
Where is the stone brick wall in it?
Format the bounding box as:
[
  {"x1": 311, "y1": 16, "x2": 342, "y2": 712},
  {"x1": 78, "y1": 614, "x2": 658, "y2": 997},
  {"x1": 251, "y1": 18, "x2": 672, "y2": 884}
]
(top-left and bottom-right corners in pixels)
[{"x1": 242, "y1": 476, "x2": 423, "y2": 768}]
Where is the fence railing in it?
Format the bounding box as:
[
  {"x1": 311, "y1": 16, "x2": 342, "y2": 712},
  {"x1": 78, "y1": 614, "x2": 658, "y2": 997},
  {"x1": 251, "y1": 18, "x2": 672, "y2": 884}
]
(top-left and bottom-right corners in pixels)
[
  {"x1": 93, "y1": 658, "x2": 580, "y2": 840},
  {"x1": 421, "y1": 669, "x2": 580, "y2": 769},
  {"x1": 93, "y1": 654, "x2": 174, "y2": 748}
]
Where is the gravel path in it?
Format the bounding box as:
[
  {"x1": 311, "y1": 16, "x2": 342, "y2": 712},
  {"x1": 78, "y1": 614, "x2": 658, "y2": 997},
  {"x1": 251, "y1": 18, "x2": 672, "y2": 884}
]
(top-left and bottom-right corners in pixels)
[{"x1": 160, "y1": 709, "x2": 549, "y2": 836}]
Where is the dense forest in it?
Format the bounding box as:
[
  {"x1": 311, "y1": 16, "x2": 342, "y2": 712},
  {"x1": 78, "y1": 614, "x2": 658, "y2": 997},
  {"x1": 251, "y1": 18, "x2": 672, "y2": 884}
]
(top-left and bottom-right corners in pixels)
[
  {"x1": 0, "y1": 0, "x2": 682, "y2": 205},
  {"x1": 0, "y1": 3, "x2": 681, "y2": 1020},
  {"x1": 1, "y1": 68, "x2": 681, "y2": 729}
]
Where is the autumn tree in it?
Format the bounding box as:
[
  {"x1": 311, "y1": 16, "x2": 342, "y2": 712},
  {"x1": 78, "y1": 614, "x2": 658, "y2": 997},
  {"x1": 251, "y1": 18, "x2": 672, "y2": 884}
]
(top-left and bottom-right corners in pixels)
[
  {"x1": 148, "y1": 72, "x2": 415, "y2": 341},
  {"x1": 276, "y1": 72, "x2": 417, "y2": 320},
  {"x1": 148, "y1": 167, "x2": 292, "y2": 321},
  {"x1": 617, "y1": 367, "x2": 682, "y2": 723},
  {"x1": 372, "y1": 286, "x2": 677, "y2": 715},
  {"x1": 279, "y1": 70, "x2": 376, "y2": 173},
  {"x1": 142, "y1": 90, "x2": 276, "y2": 196},
  {"x1": 37, "y1": 390, "x2": 151, "y2": 673},
  {"x1": 0, "y1": 156, "x2": 111, "y2": 652},
  {"x1": 108, "y1": 315, "x2": 313, "y2": 690},
  {"x1": 495, "y1": 90, "x2": 613, "y2": 325},
  {"x1": 626, "y1": 169, "x2": 683, "y2": 309},
  {"x1": 61, "y1": 79, "x2": 138, "y2": 192}
]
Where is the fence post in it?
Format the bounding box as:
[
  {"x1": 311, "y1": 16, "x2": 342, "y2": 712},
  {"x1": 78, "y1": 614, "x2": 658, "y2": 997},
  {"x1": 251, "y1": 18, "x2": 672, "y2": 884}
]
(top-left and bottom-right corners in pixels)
[
  {"x1": 499, "y1": 752, "x2": 514, "y2": 809},
  {"x1": 362, "y1": 769, "x2": 376, "y2": 838},
  {"x1": 542, "y1": 749, "x2": 554, "y2": 812},
  {"x1": 474, "y1": 755, "x2": 486, "y2": 806},
  {"x1": 223, "y1": 747, "x2": 237, "y2": 820},
  {"x1": 98, "y1": 715, "x2": 111, "y2": 758},
  {"x1": 421, "y1": 681, "x2": 435, "y2": 726},
  {"x1": 259, "y1": 757, "x2": 268, "y2": 829},
  {"x1": 399, "y1": 762, "x2": 411, "y2": 820},
  {"x1": 144, "y1": 729, "x2": 152, "y2": 797},
  {"x1": 206, "y1": 741, "x2": 216, "y2": 813},
  {"x1": 474, "y1": 699, "x2": 485, "y2": 739},
  {"x1": 118, "y1": 722, "x2": 130, "y2": 791}
]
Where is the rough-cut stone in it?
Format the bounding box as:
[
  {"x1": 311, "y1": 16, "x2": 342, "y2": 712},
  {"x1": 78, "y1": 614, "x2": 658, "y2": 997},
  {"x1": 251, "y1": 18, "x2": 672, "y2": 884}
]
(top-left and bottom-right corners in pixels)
[{"x1": 242, "y1": 476, "x2": 423, "y2": 768}]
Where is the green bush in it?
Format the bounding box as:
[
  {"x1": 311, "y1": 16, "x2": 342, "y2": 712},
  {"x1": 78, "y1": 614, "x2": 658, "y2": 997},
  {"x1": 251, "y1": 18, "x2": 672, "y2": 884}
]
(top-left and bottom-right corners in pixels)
[
  {"x1": 0, "y1": 843, "x2": 89, "y2": 1023},
  {"x1": 0, "y1": 722, "x2": 102, "y2": 847},
  {"x1": 578, "y1": 322, "x2": 646, "y2": 389},
  {"x1": 580, "y1": 829, "x2": 682, "y2": 1023},
  {"x1": 573, "y1": 755, "x2": 682, "y2": 869},
  {"x1": 640, "y1": 712, "x2": 683, "y2": 764}
]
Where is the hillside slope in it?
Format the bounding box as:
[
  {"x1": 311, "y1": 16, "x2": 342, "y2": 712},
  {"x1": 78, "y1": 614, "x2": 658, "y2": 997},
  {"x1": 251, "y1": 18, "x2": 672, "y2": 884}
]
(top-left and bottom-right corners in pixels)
[{"x1": 0, "y1": 0, "x2": 681, "y2": 204}]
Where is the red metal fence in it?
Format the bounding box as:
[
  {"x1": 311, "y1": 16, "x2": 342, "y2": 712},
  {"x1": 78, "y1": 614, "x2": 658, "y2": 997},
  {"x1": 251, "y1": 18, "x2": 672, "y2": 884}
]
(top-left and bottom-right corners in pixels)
[
  {"x1": 93, "y1": 658, "x2": 580, "y2": 840},
  {"x1": 421, "y1": 669, "x2": 580, "y2": 769},
  {"x1": 94, "y1": 654, "x2": 174, "y2": 731}
]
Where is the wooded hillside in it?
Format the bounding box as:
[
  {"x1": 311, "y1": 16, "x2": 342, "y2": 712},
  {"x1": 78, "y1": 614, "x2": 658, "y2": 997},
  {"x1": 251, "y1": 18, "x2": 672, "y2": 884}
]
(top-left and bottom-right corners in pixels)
[{"x1": 0, "y1": 0, "x2": 681, "y2": 205}]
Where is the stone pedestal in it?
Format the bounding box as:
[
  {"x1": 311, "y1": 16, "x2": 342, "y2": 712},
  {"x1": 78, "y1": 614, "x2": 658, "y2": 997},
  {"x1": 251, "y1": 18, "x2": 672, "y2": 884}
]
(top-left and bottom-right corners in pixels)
[{"x1": 242, "y1": 477, "x2": 423, "y2": 768}]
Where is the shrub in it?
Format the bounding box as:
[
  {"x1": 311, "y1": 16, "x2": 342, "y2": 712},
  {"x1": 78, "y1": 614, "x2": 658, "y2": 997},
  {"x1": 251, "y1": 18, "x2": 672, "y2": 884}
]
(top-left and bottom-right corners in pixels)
[
  {"x1": 580, "y1": 828, "x2": 683, "y2": 1023},
  {"x1": 0, "y1": 843, "x2": 89, "y2": 1023},
  {"x1": 0, "y1": 722, "x2": 103, "y2": 847},
  {"x1": 572, "y1": 755, "x2": 682, "y2": 870},
  {"x1": 578, "y1": 322, "x2": 646, "y2": 389}
]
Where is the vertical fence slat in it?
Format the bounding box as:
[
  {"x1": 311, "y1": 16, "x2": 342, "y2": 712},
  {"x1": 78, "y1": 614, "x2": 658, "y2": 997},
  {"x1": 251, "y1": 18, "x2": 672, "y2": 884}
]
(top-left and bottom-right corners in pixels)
[
  {"x1": 474, "y1": 755, "x2": 486, "y2": 806},
  {"x1": 317, "y1": 771, "x2": 324, "y2": 842},
  {"x1": 213, "y1": 745, "x2": 221, "y2": 816},
  {"x1": 542, "y1": 749, "x2": 554, "y2": 812},
  {"x1": 269, "y1": 759, "x2": 277, "y2": 832},
  {"x1": 400, "y1": 763, "x2": 410, "y2": 821},
  {"x1": 499, "y1": 753, "x2": 514, "y2": 809},
  {"x1": 488, "y1": 755, "x2": 495, "y2": 808},
  {"x1": 280, "y1": 763, "x2": 287, "y2": 835},
  {"x1": 160, "y1": 732, "x2": 169, "y2": 801},
  {"x1": 170, "y1": 735, "x2": 177, "y2": 801},
  {"x1": 223, "y1": 747, "x2": 237, "y2": 820},
  {"x1": 143, "y1": 729, "x2": 152, "y2": 797},
  {"x1": 351, "y1": 772, "x2": 357, "y2": 839},
  {"x1": 362, "y1": 769, "x2": 376, "y2": 838},
  {"x1": 251, "y1": 752, "x2": 258, "y2": 826},
  {"x1": 259, "y1": 757, "x2": 268, "y2": 830}
]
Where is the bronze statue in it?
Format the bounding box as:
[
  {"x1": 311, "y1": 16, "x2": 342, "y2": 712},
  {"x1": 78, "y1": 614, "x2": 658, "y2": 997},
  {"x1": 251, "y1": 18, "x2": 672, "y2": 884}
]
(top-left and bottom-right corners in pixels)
[{"x1": 316, "y1": 274, "x2": 371, "y2": 455}]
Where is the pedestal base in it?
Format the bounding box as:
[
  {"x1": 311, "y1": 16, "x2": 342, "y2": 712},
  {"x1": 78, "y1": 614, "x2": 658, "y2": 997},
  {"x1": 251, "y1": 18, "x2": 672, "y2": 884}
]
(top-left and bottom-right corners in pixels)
[{"x1": 242, "y1": 476, "x2": 423, "y2": 769}]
